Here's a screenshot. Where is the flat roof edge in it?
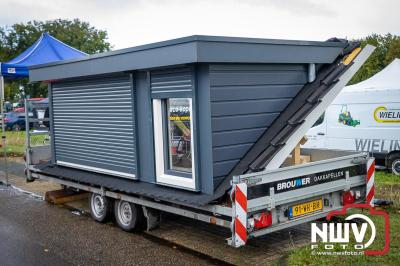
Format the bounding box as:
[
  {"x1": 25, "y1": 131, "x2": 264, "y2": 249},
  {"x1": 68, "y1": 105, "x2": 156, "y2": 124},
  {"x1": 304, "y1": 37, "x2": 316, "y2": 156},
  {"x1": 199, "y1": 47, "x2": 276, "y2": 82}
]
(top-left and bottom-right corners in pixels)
[
  {"x1": 29, "y1": 35, "x2": 347, "y2": 82},
  {"x1": 29, "y1": 35, "x2": 346, "y2": 70}
]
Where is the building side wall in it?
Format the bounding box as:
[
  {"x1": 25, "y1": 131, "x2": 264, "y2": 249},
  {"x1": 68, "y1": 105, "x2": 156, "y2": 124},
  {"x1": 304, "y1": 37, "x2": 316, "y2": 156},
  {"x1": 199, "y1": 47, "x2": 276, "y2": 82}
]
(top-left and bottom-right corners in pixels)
[
  {"x1": 209, "y1": 64, "x2": 308, "y2": 187},
  {"x1": 135, "y1": 65, "x2": 213, "y2": 194}
]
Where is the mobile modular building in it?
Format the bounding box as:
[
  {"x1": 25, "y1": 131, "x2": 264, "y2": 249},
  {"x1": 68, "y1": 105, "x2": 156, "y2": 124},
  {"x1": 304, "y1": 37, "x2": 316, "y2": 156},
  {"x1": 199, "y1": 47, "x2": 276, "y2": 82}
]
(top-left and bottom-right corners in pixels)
[
  {"x1": 305, "y1": 59, "x2": 400, "y2": 175},
  {"x1": 26, "y1": 36, "x2": 375, "y2": 247}
]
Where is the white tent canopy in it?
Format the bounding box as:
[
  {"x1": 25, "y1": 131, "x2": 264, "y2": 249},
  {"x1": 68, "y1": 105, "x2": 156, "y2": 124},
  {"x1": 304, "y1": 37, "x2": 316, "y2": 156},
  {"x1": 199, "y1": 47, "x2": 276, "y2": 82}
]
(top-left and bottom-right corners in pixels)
[{"x1": 344, "y1": 58, "x2": 400, "y2": 92}]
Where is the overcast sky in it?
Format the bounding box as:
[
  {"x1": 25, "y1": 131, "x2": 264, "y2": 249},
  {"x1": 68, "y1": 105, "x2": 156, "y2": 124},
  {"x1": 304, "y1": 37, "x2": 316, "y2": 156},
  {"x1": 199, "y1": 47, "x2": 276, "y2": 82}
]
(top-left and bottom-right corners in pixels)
[{"x1": 1, "y1": 0, "x2": 399, "y2": 50}]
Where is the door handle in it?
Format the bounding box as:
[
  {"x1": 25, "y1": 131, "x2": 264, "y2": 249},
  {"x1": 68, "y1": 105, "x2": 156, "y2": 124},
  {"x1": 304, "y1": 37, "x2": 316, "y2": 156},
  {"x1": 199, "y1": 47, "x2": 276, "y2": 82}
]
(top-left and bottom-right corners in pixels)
[{"x1": 317, "y1": 132, "x2": 325, "y2": 136}]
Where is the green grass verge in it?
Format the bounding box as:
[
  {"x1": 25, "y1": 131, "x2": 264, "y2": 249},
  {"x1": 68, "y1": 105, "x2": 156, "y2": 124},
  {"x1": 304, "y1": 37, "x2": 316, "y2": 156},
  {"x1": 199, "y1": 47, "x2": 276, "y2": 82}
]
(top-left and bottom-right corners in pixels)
[
  {"x1": 286, "y1": 207, "x2": 399, "y2": 266},
  {"x1": 375, "y1": 171, "x2": 399, "y2": 185},
  {"x1": 0, "y1": 131, "x2": 47, "y2": 157}
]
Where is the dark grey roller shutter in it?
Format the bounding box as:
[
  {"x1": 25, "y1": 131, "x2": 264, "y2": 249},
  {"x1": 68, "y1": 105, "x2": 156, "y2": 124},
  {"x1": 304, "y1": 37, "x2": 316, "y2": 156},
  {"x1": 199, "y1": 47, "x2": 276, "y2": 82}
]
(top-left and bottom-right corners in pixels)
[
  {"x1": 51, "y1": 75, "x2": 136, "y2": 179},
  {"x1": 151, "y1": 66, "x2": 194, "y2": 98}
]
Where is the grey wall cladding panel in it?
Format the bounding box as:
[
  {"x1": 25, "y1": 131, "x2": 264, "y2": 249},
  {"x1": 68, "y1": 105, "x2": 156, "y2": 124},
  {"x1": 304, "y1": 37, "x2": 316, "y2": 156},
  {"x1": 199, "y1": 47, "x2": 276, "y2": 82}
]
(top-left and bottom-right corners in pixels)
[
  {"x1": 212, "y1": 127, "x2": 267, "y2": 147},
  {"x1": 211, "y1": 98, "x2": 291, "y2": 116},
  {"x1": 209, "y1": 64, "x2": 307, "y2": 86},
  {"x1": 210, "y1": 64, "x2": 307, "y2": 183},
  {"x1": 212, "y1": 113, "x2": 278, "y2": 132},
  {"x1": 210, "y1": 84, "x2": 304, "y2": 101},
  {"x1": 52, "y1": 75, "x2": 137, "y2": 178}
]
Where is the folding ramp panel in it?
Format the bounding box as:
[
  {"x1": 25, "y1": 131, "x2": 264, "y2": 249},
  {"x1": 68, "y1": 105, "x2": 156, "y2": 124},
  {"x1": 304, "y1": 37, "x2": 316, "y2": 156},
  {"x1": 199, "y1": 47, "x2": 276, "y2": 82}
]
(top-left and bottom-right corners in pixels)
[{"x1": 51, "y1": 75, "x2": 137, "y2": 179}]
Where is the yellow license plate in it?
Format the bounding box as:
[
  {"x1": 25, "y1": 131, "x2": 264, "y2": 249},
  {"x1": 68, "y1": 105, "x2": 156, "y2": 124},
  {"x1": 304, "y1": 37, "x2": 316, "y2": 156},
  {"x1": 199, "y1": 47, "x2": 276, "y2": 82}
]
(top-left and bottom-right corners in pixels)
[{"x1": 289, "y1": 199, "x2": 323, "y2": 218}]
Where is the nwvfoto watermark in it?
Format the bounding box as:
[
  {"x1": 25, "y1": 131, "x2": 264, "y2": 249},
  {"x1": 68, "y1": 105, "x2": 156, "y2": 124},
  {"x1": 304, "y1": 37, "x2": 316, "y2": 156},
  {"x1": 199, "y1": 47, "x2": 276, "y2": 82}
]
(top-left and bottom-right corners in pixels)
[
  {"x1": 310, "y1": 204, "x2": 390, "y2": 256},
  {"x1": 311, "y1": 213, "x2": 375, "y2": 250}
]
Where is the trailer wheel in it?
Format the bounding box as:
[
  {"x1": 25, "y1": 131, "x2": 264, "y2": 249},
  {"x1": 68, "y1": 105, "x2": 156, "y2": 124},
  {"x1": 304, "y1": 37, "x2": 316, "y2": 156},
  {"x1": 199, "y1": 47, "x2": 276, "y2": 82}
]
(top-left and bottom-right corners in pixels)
[
  {"x1": 388, "y1": 153, "x2": 400, "y2": 176},
  {"x1": 89, "y1": 193, "x2": 113, "y2": 223},
  {"x1": 114, "y1": 200, "x2": 143, "y2": 231}
]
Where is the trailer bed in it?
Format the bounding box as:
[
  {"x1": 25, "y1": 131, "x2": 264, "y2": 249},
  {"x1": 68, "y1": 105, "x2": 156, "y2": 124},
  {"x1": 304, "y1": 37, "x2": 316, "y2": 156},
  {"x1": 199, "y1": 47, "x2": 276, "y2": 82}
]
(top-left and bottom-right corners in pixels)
[{"x1": 33, "y1": 162, "x2": 217, "y2": 206}]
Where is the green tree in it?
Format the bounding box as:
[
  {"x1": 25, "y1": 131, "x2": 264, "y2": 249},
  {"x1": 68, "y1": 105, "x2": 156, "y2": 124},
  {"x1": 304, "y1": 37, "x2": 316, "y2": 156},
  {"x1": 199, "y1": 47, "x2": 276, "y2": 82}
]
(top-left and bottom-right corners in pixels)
[
  {"x1": 385, "y1": 38, "x2": 400, "y2": 65},
  {"x1": 0, "y1": 19, "x2": 112, "y2": 101},
  {"x1": 349, "y1": 33, "x2": 400, "y2": 85}
]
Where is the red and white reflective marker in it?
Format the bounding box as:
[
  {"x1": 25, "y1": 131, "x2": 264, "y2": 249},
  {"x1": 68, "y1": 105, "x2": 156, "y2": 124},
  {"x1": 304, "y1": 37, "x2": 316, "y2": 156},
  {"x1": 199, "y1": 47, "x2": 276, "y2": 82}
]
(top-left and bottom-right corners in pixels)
[
  {"x1": 233, "y1": 183, "x2": 247, "y2": 247},
  {"x1": 366, "y1": 158, "x2": 375, "y2": 207}
]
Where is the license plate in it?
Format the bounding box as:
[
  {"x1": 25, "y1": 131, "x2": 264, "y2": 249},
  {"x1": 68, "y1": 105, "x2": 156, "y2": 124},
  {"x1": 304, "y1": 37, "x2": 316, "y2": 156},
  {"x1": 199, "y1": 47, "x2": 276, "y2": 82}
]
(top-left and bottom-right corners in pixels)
[{"x1": 289, "y1": 199, "x2": 323, "y2": 218}]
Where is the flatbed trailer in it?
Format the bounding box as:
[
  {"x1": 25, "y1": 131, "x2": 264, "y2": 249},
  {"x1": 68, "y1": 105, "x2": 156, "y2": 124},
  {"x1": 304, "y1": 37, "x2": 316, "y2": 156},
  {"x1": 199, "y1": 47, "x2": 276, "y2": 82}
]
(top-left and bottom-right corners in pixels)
[{"x1": 28, "y1": 146, "x2": 373, "y2": 247}]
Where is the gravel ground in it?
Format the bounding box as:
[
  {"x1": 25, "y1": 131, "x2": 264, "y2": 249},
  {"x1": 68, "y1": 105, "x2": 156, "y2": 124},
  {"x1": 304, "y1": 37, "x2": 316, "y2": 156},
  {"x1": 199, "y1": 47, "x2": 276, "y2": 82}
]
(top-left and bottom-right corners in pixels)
[
  {"x1": 0, "y1": 156, "x2": 25, "y2": 183},
  {"x1": 0, "y1": 185, "x2": 219, "y2": 266}
]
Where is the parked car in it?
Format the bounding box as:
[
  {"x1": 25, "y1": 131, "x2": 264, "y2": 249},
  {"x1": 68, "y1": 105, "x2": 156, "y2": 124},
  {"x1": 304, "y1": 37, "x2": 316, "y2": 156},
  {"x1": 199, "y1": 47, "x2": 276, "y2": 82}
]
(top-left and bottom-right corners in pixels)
[
  {"x1": 13, "y1": 97, "x2": 45, "y2": 113},
  {"x1": 3, "y1": 101, "x2": 13, "y2": 112},
  {"x1": 4, "y1": 112, "x2": 32, "y2": 131},
  {"x1": 31, "y1": 98, "x2": 49, "y2": 129}
]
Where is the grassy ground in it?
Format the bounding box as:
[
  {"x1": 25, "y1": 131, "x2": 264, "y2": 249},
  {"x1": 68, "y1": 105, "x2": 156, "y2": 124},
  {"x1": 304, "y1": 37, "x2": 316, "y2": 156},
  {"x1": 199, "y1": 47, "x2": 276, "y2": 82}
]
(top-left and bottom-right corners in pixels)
[
  {"x1": 287, "y1": 207, "x2": 399, "y2": 266},
  {"x1": 0, "y1": 131, "x2": 47, "y2": 157},
  {"x1": 375, "y1": 171, "x2": 399, "y2": 185}
]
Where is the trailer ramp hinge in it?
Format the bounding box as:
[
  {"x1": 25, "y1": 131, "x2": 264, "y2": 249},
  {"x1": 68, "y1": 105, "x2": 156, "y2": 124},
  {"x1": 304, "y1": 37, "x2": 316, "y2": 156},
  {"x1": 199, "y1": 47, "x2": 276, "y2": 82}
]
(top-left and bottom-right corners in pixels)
[
  {"x1": 344, "y1": 171, "x2": 351, "y2": 191},
  {"x1": 232, "y1": 175, "x2": 261, "y2": 186},
  {"x1": 246, "y1": 177, "x2": 262, "y2": 186},
  {"x1": 351, "y1": 157, "x2": 368, "y2": 164},
  {"x1": 231, "y1": 175, "x2": 240, "y2": 185},
  {"x1": 266, "y1": 187, "x2": 276, "y2": 210}
]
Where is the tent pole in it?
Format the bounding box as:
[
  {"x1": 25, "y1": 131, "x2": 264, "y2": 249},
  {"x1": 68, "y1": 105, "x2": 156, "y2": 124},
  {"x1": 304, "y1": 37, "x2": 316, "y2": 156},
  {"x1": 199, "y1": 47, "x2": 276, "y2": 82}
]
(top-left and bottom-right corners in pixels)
[{"x1": 0, "y1": 74, "x2": 9, "y2": 186}]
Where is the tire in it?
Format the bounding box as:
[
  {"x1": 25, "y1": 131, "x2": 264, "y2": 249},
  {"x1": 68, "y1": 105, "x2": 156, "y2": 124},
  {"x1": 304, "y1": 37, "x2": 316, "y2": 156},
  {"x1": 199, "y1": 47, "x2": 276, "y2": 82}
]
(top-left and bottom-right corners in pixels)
[
  {"x1": 388, "y1": 153, "x2": 400, "y2": 176},
  {"x1": 89, "y1": 193, "x2": 113, "y2": 223},
  {"x1": 114, "y1": 200, "x2": 143, "y2": 232},
  {"x1": 12, "y1": 124, "x2": 22, "y2": 131}
]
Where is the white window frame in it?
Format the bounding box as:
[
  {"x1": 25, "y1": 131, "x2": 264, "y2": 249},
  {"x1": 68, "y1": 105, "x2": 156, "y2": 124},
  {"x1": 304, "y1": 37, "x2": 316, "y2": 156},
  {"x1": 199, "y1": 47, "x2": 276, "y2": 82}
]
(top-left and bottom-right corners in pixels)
[{"x1": 153, "y1": 98, "x2": 196, "y2": 190}]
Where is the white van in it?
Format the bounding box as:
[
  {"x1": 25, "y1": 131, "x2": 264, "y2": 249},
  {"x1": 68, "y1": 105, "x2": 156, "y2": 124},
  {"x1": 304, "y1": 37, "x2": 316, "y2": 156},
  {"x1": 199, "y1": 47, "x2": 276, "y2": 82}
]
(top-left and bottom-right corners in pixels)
[{"x1": 304, "y1": 59, "x2": 400, "y2": 175}]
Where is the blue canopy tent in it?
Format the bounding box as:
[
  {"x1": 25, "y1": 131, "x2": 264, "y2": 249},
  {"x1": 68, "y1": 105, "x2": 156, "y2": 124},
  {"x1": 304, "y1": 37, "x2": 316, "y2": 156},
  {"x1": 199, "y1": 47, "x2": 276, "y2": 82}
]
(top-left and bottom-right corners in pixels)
[
  {"x1": 0, "y1": 32, "x2": 87, "y2": 184},
  {"x1": 1, "y1": 32, "x2": 87, "y2": 77}
]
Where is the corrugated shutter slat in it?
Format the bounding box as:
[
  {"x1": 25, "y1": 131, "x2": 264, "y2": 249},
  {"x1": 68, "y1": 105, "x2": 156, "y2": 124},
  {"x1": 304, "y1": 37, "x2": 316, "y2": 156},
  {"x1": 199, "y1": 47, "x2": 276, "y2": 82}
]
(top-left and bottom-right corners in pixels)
[{"x1": 52, "y1": 75, "x2": 136, "y2": 179}]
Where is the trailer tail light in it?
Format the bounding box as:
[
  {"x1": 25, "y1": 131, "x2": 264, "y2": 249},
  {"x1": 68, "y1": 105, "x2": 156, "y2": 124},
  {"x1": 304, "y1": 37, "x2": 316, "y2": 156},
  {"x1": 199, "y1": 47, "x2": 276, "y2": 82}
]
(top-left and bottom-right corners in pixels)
[
  {"x1": 252, "y1": 212, "x2": 272, "y2": 229},
  {"x1": 342, "y1": 190, "x2": 355, "y2": 205}
]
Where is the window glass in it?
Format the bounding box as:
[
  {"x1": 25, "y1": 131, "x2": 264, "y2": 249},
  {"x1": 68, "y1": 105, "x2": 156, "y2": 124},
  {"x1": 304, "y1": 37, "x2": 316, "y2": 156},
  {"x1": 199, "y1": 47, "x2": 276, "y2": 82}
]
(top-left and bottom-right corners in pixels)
[
  {"x1": 312, "y1": 112, "x2": 325, "y2": 127},
  {"x1": 167, "y1": 98, "x2": 192, "y2": 173}
]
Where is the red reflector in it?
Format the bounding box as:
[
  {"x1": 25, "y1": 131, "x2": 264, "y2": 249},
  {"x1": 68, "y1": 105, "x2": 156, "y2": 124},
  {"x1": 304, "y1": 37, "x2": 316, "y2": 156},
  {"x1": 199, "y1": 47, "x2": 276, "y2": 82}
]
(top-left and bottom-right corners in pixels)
[
  {"x1": 342, "y1": 191, "x2": 355, "y2": 205},
  {"x1": 254, "y1": 212, "x2": 272, "y2": 229}
]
